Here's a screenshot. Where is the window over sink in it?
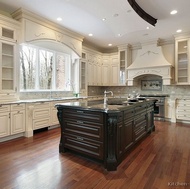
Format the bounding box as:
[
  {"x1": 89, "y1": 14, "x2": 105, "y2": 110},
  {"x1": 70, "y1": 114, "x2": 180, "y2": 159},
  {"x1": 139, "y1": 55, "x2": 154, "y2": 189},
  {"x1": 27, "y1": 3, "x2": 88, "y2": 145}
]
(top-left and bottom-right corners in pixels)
[{"x1": 19, "y1": 43, "x2": 79, "y2": 92}]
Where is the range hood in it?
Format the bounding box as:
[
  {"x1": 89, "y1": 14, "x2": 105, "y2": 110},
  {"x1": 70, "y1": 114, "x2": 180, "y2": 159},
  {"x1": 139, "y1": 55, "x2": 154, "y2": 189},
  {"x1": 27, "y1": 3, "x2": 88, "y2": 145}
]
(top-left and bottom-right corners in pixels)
[{"x1": 126, "y1": 40, "x2": 174, "y2": 86}]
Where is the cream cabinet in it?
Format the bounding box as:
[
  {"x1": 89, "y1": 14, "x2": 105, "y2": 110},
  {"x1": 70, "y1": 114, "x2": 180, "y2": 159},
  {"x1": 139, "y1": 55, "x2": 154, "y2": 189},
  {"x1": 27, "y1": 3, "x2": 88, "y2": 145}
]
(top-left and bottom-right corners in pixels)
[
  {"x1": 80, "y1": 52, "x2": 87, "y2": 94},
  {"x1": 0, "y1": 40, "x2": 16, "y2": 93},
  {"x1": 0, "y1": 15, "x2": 20, "y2": 101},
  {"x1": 0, "y1": 103, "x2": 25, "y2": 140},
  {"x1": 32, "y1": 102, "x2": 51, "y2": 130},
  {"x1": 0, "y1": 105, "x2": 10, "y2": 137},
  {"x1": 11, "y1": 103, "x2": 25, "y2": 134},
  {"x1": 118, "y1": 45, "x2": 131, "y2": 85},
  {"x1": 102, "y1": 55, "x2": 110, "y2": 86},
  {"x1": 175, "y1": 38, "x2": 190, "y2": 84},
  {"x1": 176, "y1": 99, "x2": 190, "y2": 121},
  {"x1": 110, "y1": 54, "x2": 119, "y2": 86}
]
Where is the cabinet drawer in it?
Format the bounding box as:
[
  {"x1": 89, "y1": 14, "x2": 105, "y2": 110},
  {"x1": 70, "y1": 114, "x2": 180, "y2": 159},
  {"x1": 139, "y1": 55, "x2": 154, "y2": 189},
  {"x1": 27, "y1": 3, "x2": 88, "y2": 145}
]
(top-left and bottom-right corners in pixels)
[
  {"x1": 134, "y1": 115, "x2": 147, "y2": 130},
  {"x1": 63, "y1": 119, "x2": 103, "y2": 141},
  {"x1": 33, "y1": 118, "x2": 50, "y2": 129},
  {"x1": 62, "y1": 109, "x2": 103, "y2": 122},
  {"x1": 11, "y1": 103, "x2": 25, "y2": 111},
  {"x1": 134, "y1": 126, "x2": 146, "y2": 142},
  {"x1": 33, "y1": 108, "x2": 50, "y2": 120},
  {"x1": 63, "y1": 135, "x2": 103, "y2": 159},
  {"x1": 124, "y1": 109, "x2": 134, "y2": 119},
  {"x1": 176, "y1": 114, "x2": 190, "y2": 120},
  {"x1": 0, "y1": 104, "x2": 10, "y2": 112}
]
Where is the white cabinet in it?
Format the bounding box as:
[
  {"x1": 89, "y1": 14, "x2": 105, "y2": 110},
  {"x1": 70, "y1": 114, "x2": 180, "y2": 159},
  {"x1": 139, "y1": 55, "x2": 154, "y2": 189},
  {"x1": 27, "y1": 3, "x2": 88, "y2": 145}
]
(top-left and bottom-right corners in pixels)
[
  {"x1": 102, "y1": 55, "x2": 110, "y2": 86},
  {"x1": 176, "y1": 99, "x2": 190, "y2": 121},
  {"x1": 32, "y1": 102, "x2": 51, "y2": 130},
  {"x1": 0, "y1": 103, "x2": 25, "y2": 140},
  {"x1": 80, "y1": 52, "x2": 87, "y2": 93},
  {"x1": 110, "y1": 55, "x2": 119, "y2": 86},
  {"x1": 11, "y1": 103, "x2": 25, "y2": 134},
  {"x1": 118, "y1": 45, "x2": 131, "y2": 85},
  {"x1": 0, "y1": 15, "x2": 20, "y2": 101},
  {"x1": 175, "y1": 38, "x2": 190, "y2": 84},
  {"x1": 1, "y1": 42, "x2": 16, "y2": 92},
  {"x1": 0, "y1": 105, "x2": 10, "y2": 137}
]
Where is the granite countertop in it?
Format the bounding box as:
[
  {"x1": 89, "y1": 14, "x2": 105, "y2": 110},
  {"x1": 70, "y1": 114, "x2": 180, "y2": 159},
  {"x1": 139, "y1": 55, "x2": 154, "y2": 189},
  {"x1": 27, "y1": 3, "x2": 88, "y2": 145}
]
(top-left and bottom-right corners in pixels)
[
  {"x1": 55, "y1": 98, "x2": 155, "y2": 113},
  {"x1": 0, "y1": 96, "x2": 88, "y2": 105}
]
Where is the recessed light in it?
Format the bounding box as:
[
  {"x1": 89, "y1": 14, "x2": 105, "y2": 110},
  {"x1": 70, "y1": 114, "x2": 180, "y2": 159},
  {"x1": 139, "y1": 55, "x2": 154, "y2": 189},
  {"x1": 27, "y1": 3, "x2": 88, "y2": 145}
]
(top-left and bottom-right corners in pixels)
[
  {"x1": 170, "y1": 10, "x2": 177, "y2": 15},
  {"x1": 117, "y1": 34, "x2": 121, "y2": 37},
  {"x1": 57, "y1": 17, "x2": 62, "y2": 21},
  {"x1": 108, "y1": 44, "x2": 112, "y2": 46},
  {"x1": 146, "y1": 26, "x2": 150, "y2": 30},
  {"x1": 102, "y1": 18, "x2": 106, "y2": 21},
  {"x1": 176, "y1": 29, "x2": 182, "y2": 33},
  {"x1": 88, "y1": 33, "x2": 93, "y2": 36}
]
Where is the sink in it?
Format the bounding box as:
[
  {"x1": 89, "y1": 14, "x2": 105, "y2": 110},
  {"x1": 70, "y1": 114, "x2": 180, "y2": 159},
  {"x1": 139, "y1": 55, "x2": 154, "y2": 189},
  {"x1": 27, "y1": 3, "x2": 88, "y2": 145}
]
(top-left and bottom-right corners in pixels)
[{"x1": 107, "y1": 98, "x2": 129, "y2": 105}]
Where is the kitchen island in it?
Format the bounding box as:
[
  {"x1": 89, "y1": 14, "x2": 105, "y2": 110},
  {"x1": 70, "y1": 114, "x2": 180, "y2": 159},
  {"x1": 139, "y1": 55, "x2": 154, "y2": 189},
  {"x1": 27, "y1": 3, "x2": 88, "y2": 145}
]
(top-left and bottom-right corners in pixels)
[{"x1": 55, "y1": 98, "x2": 155, "y2": 171}]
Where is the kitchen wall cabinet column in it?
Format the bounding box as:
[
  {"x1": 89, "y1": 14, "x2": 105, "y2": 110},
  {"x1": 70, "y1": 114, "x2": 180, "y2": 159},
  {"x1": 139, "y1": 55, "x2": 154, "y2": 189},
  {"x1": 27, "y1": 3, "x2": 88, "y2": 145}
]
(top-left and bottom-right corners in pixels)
[
  {"x1": 0, "y1": 14, "x2": 20, "y2": 102},
  {"x1": 80, "y1": 52, "x2": 87, "y2": 95},
  {"x1": 118, "y1": 44, "x2": 132, "y2": 85},
  {"x1": 175, "y1": 37, "x2": 190, "y2": 84}
]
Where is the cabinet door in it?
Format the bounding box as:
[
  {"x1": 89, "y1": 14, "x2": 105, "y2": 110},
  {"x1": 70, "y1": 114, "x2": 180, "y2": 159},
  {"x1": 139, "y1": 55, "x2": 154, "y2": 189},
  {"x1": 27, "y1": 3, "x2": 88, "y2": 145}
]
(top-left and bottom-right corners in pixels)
[
  {"x1": 87, "y1": 61, "x2": 93, "y2": 85},
  {"x1": 175, "y1": 39, "x2": 190, "y2": 84},
  {"x1": 0, "y1": 112, "x2": 10, "y2": 137},
  {"x1": 1, "y1": 26, "x2": 17, "y2": 42},
  {"x1": 11, "y1": 110, "x2": 25, "y2": 134},
  {"x1": 102, "y1": 63, "x2": 110, "y2": 86},
  {"x1": 0, "y1": 41, "x2": 16, "y2": 92}
]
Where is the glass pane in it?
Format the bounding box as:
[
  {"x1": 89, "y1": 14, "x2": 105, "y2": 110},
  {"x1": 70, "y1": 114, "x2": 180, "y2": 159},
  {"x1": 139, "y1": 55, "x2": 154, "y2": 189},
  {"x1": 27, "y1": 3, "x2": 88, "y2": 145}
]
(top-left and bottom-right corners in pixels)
[
  {"x1": 39, "y1": 50, "x2": 53, "y2": 89},
  {"x1": 56, "y1": 54, "x2": 65, "y2": 90},
  {"x1": 20, "y1": 45, "x2": 36, "y2": 90}
]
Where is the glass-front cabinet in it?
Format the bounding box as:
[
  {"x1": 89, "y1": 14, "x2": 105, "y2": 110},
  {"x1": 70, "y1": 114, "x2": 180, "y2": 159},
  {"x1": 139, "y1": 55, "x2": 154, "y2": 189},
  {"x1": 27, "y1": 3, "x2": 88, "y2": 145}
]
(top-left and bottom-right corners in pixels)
[
  {"x1": 175, "y1": 39, "x2": 190, "y2": 84},
  {"x1": 0, "y1": 15, "x2": 20, "y2": 100},
  {"x1": 1, "y1": 42, "x2": 15, "y2": 91},
  {"x1": 118, "y1": 45, "x2": 131, "y2": 85},
  {"x1": 80, "y1": 52, "x2": 87, "y2": 95}
]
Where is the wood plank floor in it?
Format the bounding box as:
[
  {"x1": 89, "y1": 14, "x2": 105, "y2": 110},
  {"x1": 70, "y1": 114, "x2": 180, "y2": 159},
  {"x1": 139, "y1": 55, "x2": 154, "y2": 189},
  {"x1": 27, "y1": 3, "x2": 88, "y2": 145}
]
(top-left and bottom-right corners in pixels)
[{"x1": 0, "y1": 121, "x2": 190, "y2": 189}]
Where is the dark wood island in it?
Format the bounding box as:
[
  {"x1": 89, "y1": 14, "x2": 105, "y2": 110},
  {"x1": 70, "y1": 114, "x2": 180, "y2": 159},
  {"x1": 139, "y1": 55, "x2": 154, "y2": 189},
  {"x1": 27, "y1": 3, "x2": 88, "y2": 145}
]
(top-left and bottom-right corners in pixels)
[{"x1": 55, "y1": 98, "x2": 155, "y2": 171}]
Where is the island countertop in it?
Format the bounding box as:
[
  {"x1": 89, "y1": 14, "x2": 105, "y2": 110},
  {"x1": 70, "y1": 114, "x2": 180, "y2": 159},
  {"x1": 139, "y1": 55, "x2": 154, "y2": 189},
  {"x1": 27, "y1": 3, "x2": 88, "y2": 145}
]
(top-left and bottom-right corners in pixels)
[{"x1": 55, "y1": 98, "x2": 156, "y2": 112}]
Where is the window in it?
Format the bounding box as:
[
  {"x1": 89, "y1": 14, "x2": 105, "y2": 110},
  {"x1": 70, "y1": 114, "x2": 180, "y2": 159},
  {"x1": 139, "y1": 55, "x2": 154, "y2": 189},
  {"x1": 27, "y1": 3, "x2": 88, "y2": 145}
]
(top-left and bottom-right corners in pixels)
[{"x1": 20, "y1": 44, "x2": 76, "y2": 91}]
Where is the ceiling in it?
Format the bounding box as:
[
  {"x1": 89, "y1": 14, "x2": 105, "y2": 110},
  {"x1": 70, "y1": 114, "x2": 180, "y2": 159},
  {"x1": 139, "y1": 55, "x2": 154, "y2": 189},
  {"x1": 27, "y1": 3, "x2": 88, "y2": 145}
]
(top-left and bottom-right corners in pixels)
[{"x1": 0, "y1": 0, "x2": 190, "y2": 51}]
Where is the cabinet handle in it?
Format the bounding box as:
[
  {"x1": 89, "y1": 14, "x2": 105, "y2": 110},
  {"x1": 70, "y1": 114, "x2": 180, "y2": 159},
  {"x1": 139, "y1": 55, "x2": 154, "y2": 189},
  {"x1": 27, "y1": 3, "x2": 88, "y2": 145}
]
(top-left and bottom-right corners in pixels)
[
  {"x1": 77, "y1": 121, "x2": 84, "y2": 124},
  {"x1": 77, "y1": 110, "x2": 84, "y2": 113},
  {"x1": 77, "y1": 136, "x2": 83, "y2": 141}
]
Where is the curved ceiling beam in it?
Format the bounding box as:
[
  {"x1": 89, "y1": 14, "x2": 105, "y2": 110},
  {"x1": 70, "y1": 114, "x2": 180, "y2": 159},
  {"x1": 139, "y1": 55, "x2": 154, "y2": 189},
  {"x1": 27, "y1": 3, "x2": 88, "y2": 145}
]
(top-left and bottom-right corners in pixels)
[{"x1": 127, "y1": 0, "x2": 157, "y2": 26}]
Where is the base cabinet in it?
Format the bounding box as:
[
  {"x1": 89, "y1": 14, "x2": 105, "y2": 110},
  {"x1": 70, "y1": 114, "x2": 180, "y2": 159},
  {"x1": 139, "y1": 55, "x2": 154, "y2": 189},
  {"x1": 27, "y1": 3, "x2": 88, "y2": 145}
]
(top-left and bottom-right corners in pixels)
[
  {"x1": 0, "y1": 111, "x2": 10, "y2": 138},
  {"x1": 176, "y1": 99, "x2": 190, "y2": 121},
  {"x1": 57, "y1": 100, "x2": 155, "y2": 171},
  {"x1": 0, "y1": 103, "x2": 25, "y2": 141}
]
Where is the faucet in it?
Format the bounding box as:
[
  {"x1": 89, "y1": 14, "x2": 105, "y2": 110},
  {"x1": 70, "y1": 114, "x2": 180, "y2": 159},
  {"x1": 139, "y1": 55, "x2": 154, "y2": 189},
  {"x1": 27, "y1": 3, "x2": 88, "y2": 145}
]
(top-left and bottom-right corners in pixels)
[{"x1": 104, "y1": 90, "x2": 113, "y2": 108}]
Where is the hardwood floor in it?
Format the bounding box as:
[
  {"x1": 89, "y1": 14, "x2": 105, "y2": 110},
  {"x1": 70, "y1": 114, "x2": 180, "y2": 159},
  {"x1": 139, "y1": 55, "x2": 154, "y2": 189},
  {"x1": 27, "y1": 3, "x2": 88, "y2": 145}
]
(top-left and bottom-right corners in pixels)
[{"x1": 0, "y1": 121, "x2": 190, "y2": 189}]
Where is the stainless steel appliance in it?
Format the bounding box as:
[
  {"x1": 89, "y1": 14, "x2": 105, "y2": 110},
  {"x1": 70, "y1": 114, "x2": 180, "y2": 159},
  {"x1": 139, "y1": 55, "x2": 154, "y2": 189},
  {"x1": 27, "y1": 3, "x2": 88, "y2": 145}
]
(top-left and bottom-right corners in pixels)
[
  {"x1": 140, "y1": 95, "x2": 167, "y2": 120},
  {"x1": 154, "y1": 97, "x2": 165, "y2": 119}
]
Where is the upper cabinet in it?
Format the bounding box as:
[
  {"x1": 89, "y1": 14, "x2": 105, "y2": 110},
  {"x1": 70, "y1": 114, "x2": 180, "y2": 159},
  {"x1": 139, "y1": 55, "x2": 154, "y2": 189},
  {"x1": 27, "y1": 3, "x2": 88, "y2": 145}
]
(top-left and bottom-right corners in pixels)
[
  {"x1": 118, "y1": 45, "x2": 132, "y2": 85},
  {"x1": 80, "y1": 52, "x2": 87, "y2": 95},
  {"x1": 0, "y1": 14, "x2": 20, "y2": 101},
  {"x1": 175, "y1": 38, "x2": 190, "y2": 84}
]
